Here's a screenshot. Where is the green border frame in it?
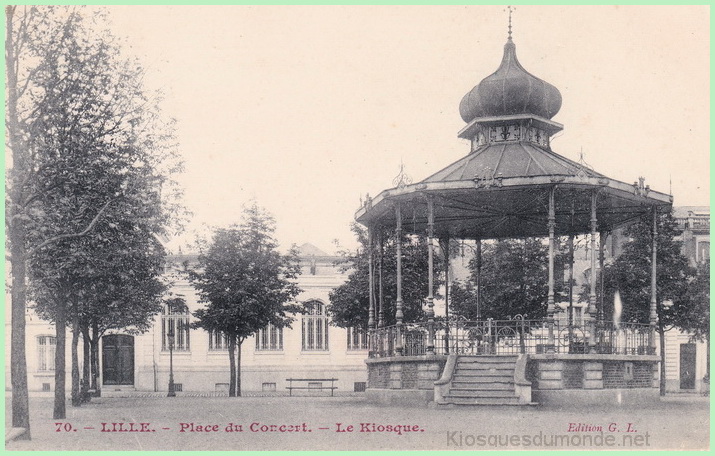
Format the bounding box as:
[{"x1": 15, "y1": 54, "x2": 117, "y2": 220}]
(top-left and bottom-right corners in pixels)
[{"x1": 1, "y1": 2, "x2": 712, "y2": 456}]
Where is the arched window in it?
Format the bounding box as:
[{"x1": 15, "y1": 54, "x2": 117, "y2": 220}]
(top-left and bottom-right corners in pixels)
[
  {"x1": 208, "y1": 330, "x2": 229, "y2": 351},
  {"x1": 347, "y1": 327, "x2": 368, "y2": 351},
  {"x1": 162, "y1": 305, "x2": 190, "y2": 352},
  {"x1": 302, "y1": 300, "x2": 329, "y2": 351},
  {"x1": 697, "y1": 241, "x2": 710, "y2": 263},
  {"x1": 256, "y1": 324, "x2": 283, "y2": 351},
  {"x1": 37, "y1": 335, "x2": 56, "y2": 371}
]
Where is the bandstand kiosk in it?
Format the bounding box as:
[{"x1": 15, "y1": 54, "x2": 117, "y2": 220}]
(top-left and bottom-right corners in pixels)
[{"x1": 356, "y1": 22, "x2": 671, "y2": 406}]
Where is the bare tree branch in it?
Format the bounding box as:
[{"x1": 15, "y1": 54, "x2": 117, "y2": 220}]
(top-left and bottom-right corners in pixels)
[{"x1": 26, "y1": 199, "x2": 113, "y2": 259}]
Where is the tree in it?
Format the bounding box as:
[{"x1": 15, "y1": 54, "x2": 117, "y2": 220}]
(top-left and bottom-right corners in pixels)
[
  {"x1": 30, "y1": 210, "x2": 172, "y2": 413},
  {"x1": 74, "y1": 225, "x2": 168, "y2": 400},
  {"x1": 7, "y1": 5, "x2": 184, "y2": 425},
  {"x1": 598, "y1": 212, "x2": 694, "y2": 325},
  {"x1": 597, "y1": 210, "x2": 695, "y2": 395},
  {"x1": 77, "y1": 233, "x2": 168, "y2": 400},
  {"x1": 449, "y1": 279, "x2": 477, "y2": 320},
  {"x1": 680, "y1": 259, "x2": 710, "y2": 342},
  {"x1": 328, "y1": 223, "x2": 436, "y2": 329},
  {"x1": 451, "y1": 237, "x2": 565, "y2": 321},
  {"x1": 189, "y1": 204, "x2": 303, "y2": 397},
  {"x1": 682, "y1": 259, "x2": 710, "y2": 385}
]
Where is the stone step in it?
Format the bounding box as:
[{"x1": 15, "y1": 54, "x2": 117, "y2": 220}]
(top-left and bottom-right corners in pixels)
[
  {"x1": 455, "y1": 361, "x2": 516, "y2": 369},
  {"x1": 454, "y1": 365, "x2": 515, "y2": 375},
  {"x1": 450, "y1": 382, "x2": 514, "y2": 390},
  {"x1": 452, "y1": 379, "x2": 514, "y2": 386},
  {"x1": 442, "y1": 355, "x2": 524, "y2": 406},
  {"x1": 452, "y1": 381, "x2": 515, "y2": 389},
  {"x1": 446, "y1": 396, "x2": 522, "y2": 405},
  {"x1": 453, "y1": 369, "x2": 514, "y2": 376},
  {"x1": 457, "y1": 355, "x2": 519, "y2": 362},
  {"x1": 452, "y1": 374, "x2": 515, "y2": 381},
  {"x1": 448, "y1": 389, "x2": 518, "y2": 398},
  {"x1": 457, "y1": 361, "x2": 518, "y2": 367},
  {"x1": 453, "y1": 382, "x2": 515, "y2": 390},
  {"x1": 102, "y1": 387, "x2": 137, "y2": 398},
  {"x1": 457, "y1": 357, "x2": 518, "y2": 362}
]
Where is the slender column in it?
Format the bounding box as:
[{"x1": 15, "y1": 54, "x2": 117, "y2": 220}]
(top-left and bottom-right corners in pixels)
[
  {"x1": 395, "y1": 203, "x2": 404, "y2": 355},
  {"x1": 476, "y1": 239, "x2": 482, "y2": 320},
  {"x1": 378, "y1": 231, "x2": 385, "y2": 329},
  {"x1": 168, "y1": 340, "x2": 175, "y2": 397},
  {"x1": 649, "y1": 206, "x2": 658, "y2": 353},
  {"x1": 443, "y1": 236, "x2": 450, "y2": 354},
  {"x1": 546, "y1": 187, "x2": 556, "y2": 352},
  {"x1": 596, "y1": 230, "x2": 606, "y2": 352},
  {"x1": 598, "y1": 231, "x2": 606, "y2": 326},
  {"x1": 567, "y1": 233, "x2": 574, "y2": 352},
  {"x1": 368, "y1": 225, "x2": 375, "y2": 331},
  {"x1": 588, "y1": 191, "x2": 598, "y2": 352},
  {"x1": 426, "y1": 198, "x2": 436, "y2": 354}
]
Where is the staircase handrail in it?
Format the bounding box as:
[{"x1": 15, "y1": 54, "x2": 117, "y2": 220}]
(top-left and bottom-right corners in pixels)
[
  {"x1": 434, "y1": 354, "x2": 458, "y2": 386},
  {"x1": 514, "y1": 354, "x2": 531, "y2": 387}
]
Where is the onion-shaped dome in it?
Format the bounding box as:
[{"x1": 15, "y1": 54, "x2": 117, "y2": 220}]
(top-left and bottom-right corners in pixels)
[{"x1": 459, "y1": 38, "x2": 562, "y2": 122}]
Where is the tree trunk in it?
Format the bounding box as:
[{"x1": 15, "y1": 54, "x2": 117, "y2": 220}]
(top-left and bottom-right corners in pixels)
[
  {"x1": 228, "y1": 337, "x2": 236, "y2": 397},
  {"x1": 236, "y1": 340, "x2": 242, "y2": 397},
  {"x1": 10, "y1": 223, "x2": 31, "y2": 435},
  {"x1": 90, "y1": 340, "x2": 100, "y2": 396},
  {"x1": 6, "y1": 6, "x2": 31, "y2": 439},
  {"x1": 71, "y1": 316, "x2": 81, "y2": 406},
  {"x1": 706, "y1": 335, "x2": 711, "y2": 396},
  {"x1": 81, "y1": 326, "x2": 90, "y2": 402},
  {"x1": 91, "y1": 322, "x2": 100, "y2": 396},
  {"x1": 659, "y1": 322, "x2": 667, "y2": 396},
  {"x1": 53, "y1": 303, "x2": 67, "y2": 419}
]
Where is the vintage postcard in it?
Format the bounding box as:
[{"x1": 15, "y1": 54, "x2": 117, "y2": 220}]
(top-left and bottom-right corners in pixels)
[{"x1": 4, "y1": 4, "x2": 710, "y2": 451}]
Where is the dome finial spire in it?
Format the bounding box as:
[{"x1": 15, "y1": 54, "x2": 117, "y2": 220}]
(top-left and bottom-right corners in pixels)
[
  {"x1": 459, "y1": 6, "x2": 562, "y2": 123},
  {"x1": 506, "y1": 5, "x2": 514, "y2": 41}
]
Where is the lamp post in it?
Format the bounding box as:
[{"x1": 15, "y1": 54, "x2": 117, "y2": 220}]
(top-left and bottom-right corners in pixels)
[{"x1": 167, "y1": 325, "x2": 176, "y2": 397}]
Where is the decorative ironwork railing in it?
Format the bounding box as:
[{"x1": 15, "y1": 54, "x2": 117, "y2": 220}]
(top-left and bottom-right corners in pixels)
[
  {"x1": 688, "y1": 216, "x2": 709, "y2": 230},
  {"x1": 678, "y1": 215, "x2": 709, "y2": 231},
  {"x1": 370, "y1": 325, "x2": 398, "y2": 358},
  {"x1": 368, "y1": 319, "x2": 654, "y2": 358},
  {"x1": 440, "y1": 317, "x2": 547, "y2": 355},
  {"x1": 594, "y1": 322, "x2": 654, "y2": 355}
]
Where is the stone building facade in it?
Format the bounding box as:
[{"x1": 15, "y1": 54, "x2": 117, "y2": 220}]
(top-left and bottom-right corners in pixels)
[
  {"x1": 662, "y1": 206, "x2": 709, "y2": 394},
  {"x1": 8, "y1": 243, "x2": 369, "y2": 395}
]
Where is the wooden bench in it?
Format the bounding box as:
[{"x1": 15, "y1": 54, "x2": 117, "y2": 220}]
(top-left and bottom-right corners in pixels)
[{"x1": 286, "y1": 378, "x2": 338, "y2": 396}]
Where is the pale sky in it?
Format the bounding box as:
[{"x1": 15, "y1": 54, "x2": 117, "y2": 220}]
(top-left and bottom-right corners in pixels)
[{"x1": 106, "y1": 5, "x2": 710, "y2": 253}]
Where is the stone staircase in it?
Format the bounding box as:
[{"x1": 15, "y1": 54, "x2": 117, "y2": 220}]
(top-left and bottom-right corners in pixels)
[
  {"x1": 102, "y1": 386, "x2": 137, "y2": 397},
  {"x1": 435, "y1": 355, "x2": 532, "y2": 405}
]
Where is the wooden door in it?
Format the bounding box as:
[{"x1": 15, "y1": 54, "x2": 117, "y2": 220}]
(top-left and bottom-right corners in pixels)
[
  {"x1": 102, "y1": 335, "x2": 134, "y2": 385},
  {"x1": 679, "y1": 343, "x2": 697, "y2": 390}
]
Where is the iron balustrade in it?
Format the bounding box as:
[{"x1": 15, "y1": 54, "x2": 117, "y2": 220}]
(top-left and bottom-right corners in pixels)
[
  {"x1": 440, "y1": 317, "x2": 547, "y2": 355},
  {"x1": 368, "y1": 319, "x2": 654, "y2": 357},
  {"x1": 595, "y1": 322, "x2": 655, "y2": 355},
  {"x1": 370, "y1": 325, "x2": 399, "y2": 358},
  {"x1": 403, "y1": 323, "x2": 428, "y2": 356}
]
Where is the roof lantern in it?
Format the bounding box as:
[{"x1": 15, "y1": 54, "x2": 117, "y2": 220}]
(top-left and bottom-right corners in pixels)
[{"x1": 458, "y1": 14, "x2": 562, "y2": 123}]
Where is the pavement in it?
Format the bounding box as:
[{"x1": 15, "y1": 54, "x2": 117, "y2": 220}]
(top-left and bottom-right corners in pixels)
[{"x1": 4, "y1": 394, "x2": 710, "y2": 451}]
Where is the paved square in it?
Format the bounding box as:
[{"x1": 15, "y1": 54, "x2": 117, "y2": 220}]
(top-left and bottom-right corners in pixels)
[{"x1": 5, "y1": 394, "x2": 710, "y2": 451}]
